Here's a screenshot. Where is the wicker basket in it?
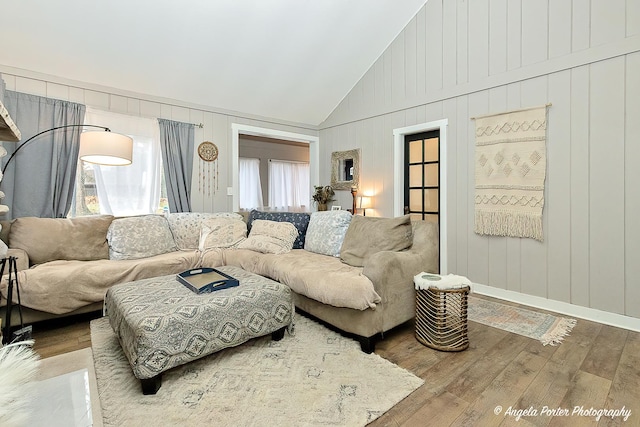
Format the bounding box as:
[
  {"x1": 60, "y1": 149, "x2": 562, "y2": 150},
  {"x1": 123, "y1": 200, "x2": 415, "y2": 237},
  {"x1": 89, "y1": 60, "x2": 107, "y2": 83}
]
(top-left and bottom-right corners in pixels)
[{"x1": 415, "y1": 286, "x2": 470, "y2": 351}]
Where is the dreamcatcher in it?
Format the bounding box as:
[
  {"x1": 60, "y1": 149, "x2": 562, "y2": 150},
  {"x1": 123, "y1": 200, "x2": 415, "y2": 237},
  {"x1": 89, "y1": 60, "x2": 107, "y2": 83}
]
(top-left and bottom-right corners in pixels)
[{"x1": 197, "y1": 141, "x2": 219, "y2": 196}]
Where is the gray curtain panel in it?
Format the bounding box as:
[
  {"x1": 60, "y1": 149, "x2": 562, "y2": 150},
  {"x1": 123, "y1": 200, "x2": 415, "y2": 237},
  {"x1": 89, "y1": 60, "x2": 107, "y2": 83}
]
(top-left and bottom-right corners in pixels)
[
  {"x1": 158, "y1": 119, "x2": 194, "y2": 213},
  {"x1": 1, "y1": 91, "x2": 85, "y2": 219}
]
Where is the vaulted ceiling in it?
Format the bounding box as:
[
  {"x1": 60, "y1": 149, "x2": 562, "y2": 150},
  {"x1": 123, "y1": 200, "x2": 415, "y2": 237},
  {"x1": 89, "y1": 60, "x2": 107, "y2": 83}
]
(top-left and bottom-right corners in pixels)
[{"x1": 1, "y1": 0, "x2": 427, "y2": 126}]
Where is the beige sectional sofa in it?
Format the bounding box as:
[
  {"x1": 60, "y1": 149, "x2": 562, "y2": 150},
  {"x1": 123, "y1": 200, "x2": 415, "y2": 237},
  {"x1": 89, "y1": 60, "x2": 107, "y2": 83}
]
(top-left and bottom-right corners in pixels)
[{"x1": 0, "y1": 210, "x2": 438, "y2": 352}]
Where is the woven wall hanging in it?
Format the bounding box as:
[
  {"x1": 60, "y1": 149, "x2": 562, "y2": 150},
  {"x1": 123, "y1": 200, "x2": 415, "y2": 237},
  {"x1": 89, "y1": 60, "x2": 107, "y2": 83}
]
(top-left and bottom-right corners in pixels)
[
  {"x1": 197, "y1": 141, "x2": 219, "y2": 196},
  {"x1": 472, "y1": 104, "x2": 549, "y2": 241}
]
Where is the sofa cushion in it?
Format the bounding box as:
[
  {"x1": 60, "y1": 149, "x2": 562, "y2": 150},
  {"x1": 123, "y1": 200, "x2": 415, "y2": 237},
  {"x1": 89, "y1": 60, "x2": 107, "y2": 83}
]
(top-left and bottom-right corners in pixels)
[
  {"x1": 199, "y1": 218, "x2": 247, "y2": 250},
  {"x1": 167, "y1": 212, "x2": 243, "y2": 250},
  {"x1": 340, "y1": 215, "x2": 413, "y2": 267},
  {"x1": 12, "y1": 251, "x2": 200, "y2": 314},
  {"x1": 8, "y1": 215, "x2": 114, "y2": 264},
  {"x1": 237, "y1": 219, "x2": 298, "y2": 255},
  {"x1": 107, "y1": 215, "x2": 177, "y2": 260},
  {"x1": 247, "y1": 210, "x2": 311, "y2": 249},
  {"x1": 224, "y1": 249, "x2": 381, "y2": 310},
  {"x1": 304, "y1": 210, "x2": 352, "y2": 257}
]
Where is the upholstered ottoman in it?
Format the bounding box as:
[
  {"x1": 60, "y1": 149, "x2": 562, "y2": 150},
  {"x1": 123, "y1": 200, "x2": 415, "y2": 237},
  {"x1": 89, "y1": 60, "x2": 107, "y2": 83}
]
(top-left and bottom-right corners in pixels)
[{"x1": 104, "y1": 266, "x2": 294, "y2": 394}]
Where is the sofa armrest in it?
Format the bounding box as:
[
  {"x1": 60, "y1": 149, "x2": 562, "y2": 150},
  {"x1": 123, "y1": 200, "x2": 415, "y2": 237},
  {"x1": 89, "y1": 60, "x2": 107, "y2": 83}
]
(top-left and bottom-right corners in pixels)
[
  {"x1": 362, "y1": 220, "x2": 439, "y2": 296},
  {"x1": 363, "y1": 250, "x2": 429, "y2": 300},
  {"x1": 360, "y1": 221, "x2": 439, "y2": 331},
  {"x1": 6, "y1": 248, "x2": 29, "y2": 271}
]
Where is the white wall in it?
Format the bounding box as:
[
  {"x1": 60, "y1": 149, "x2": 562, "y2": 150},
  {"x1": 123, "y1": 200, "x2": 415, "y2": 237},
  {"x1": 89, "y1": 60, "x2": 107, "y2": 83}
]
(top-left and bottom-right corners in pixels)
[
  {"x1": 320, "y1": 0, "x2": 640, "y2": 322},
  {"x1": 0, "y1": 69, "x2": 318, "y2": 214}
]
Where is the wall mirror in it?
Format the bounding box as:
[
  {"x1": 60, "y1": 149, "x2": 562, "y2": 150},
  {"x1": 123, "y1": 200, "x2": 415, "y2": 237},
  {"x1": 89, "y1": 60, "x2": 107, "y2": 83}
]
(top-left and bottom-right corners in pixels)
[{"x1": 331, "y1": 149, "x2": 360, "y2": 190}]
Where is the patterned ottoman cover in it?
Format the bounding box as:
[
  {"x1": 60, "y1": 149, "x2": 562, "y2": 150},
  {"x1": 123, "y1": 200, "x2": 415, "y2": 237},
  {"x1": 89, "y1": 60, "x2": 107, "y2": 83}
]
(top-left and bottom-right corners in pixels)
[{"x1": 105, "y1": 266, "x2": 294, "y2": 386}]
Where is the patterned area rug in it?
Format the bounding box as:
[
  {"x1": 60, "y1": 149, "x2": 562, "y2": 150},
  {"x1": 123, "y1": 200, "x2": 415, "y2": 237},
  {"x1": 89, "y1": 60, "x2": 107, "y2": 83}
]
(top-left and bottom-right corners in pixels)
[
  {"x1": 468, "y1": 296, "x2": 576, "y2": 346},
  {"x1": 90, "y1": 315, "x2": 423, "y2": 426}
]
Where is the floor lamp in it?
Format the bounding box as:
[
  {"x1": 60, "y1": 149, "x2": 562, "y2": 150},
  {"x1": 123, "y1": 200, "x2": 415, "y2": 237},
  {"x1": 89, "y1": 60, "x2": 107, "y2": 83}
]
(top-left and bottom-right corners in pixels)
[
  {"x1": 0, "y1": 124, "x2": 133, "y2": 343},
  {"x1": 2, "y1": 124, "x2": 133, "y2": 176}
]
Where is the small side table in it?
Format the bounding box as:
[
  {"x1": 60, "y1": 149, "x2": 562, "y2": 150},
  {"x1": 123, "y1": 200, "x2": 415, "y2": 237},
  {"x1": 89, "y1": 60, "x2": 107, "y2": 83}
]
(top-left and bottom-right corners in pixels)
[
  {"x1": 1, "y1": 256, "x2": 22, "y2": 344},
  {"x1": 414, "y1": 273, "x2": 470, "y2": 352}
]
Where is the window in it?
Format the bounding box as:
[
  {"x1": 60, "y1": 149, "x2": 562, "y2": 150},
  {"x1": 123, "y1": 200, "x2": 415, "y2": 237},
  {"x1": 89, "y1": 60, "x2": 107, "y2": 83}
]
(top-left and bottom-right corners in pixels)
[
  {"x1": 70, "y1": 108, "x2": 167, "y2": 217},
  {"x1": 238, "y1": 157, "x2": 264, "y2": 210},
  {"x1": 268, "y1": 160, "x2": 309, "y2": 210}
]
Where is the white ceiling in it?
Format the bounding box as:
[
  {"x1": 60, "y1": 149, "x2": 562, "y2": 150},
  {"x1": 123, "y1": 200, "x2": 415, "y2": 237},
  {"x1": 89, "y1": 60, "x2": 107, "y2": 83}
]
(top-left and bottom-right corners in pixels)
[{"x1": 0, "y1": 0, "x2": 427, "y2": 126}]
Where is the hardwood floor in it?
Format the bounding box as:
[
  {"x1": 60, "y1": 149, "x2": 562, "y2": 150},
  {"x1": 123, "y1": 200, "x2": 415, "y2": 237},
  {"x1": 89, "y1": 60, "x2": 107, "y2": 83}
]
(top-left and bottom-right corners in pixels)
[
  {"x1": 30, "y1": 296, "x2": 640, "y2": 426},
  {"x1": 31, "y1": 311, "x2": 97, "y2": 359}
]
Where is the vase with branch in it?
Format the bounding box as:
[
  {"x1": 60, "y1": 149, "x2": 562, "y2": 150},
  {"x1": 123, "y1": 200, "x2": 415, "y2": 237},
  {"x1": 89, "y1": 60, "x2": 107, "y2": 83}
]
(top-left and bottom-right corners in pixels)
[{"x1": 312, "y1": 185, "x2": 335, "y2": 211}]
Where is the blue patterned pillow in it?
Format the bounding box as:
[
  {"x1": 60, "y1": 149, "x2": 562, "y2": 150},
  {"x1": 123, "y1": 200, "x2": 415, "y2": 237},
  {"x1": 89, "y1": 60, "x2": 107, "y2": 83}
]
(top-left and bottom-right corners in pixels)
[
  {"x1": 304, "y1": 210, "x2": 353, "y2": 257},
  {"x1": 247, "y1": 210, "x2": 311, "y2": 249}
]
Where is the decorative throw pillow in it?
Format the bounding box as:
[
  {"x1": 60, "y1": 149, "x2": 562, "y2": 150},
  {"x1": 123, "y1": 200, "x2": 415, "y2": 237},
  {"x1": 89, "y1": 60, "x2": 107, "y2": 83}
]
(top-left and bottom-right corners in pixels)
[
  {"x1": 8, "y1": 215, "x2": 114, "y2": 264},
  {"x1": 107, "y1": 215, "x2": 178, "y2": 260},
  {"x1": 167, "y1": 212, "x2": 243, "y2": 250},
  {"x1": 237, "y1": 219, "x2": 298, "y2": 254},
  {"x1": 304, "y1": 210, "x2": 352, "y2": 257},
  {"x1": 247, "y1": 210, "x2": 311, "y2": 249},
  {"x1": 340, "y1": 215, "x2": 413, "y2": 267},
  {"x1": 199, "y1": 218, "x2": 247, "y2": 250}
]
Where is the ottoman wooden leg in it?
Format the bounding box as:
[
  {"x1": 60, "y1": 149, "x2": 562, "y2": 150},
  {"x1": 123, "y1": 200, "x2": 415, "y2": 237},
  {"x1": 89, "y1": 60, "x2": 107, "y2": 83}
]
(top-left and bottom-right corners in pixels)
[
  {"x1": 141, "y1": 375, "x2": 162, "y2": 395},
  {"x1": 271, "y1": 326, "x2": 286, "y2": 341}
]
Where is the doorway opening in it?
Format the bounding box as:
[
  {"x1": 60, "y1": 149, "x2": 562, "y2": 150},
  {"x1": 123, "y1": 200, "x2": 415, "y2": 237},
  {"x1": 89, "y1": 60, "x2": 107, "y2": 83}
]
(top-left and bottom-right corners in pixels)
[
  {"x1": 404, "y1": 130, "x2": 440, "y2": 223},
  {"x1": 393, "y1": 119, "x2": 447, "y2": 274},
  {"x1": 231, "y1": 124, "x2": 319, "y2": 213},
  {"x1": 239, "y1": 134, "x2": 310, "y2": 211}
]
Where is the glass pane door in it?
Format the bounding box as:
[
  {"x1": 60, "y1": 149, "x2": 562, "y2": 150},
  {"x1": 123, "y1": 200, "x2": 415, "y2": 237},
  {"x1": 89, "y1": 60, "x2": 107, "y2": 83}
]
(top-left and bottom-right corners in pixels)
[{"x1": 404, "y1": 131, "x2": 439, "y2": 224}]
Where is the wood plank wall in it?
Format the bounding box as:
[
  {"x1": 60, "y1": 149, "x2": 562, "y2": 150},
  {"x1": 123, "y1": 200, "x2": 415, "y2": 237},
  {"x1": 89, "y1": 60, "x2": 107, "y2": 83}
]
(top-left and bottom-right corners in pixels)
[
  {"x1": 319, "y1": 0, "x2": 640, "y2": 319},
  {"x1": 0, "y1": 72, "x2": 318, "y2": 214}
]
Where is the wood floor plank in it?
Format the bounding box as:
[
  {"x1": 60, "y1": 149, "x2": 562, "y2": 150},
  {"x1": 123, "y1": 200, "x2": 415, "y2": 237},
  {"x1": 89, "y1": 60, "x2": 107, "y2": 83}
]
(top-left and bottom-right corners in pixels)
[
  {"x1": 549, "y1": 318, "x2": 601, "y2": 369},
  {"x1": 516, "y1": 359, "x2": 577, "y2": 427},
  {"x1": 445, "y1": 332, "x2": 533, "y2": 402},
  {"x1": 374, "y1": 321, "x2": 414, "y2": 353},
  {"x1": 449, "y1": 350, "x2": 548, "y2": 427},
  {"x1": 369, "y1": 385, "x2": 437, "y2": 426},
  {"x1": 417, "y1": 320, "x2": 509, "y2": 394},
  {"x1": 548, "y1": 370, "x2": 611, "y2": 427},
  {"x1": 598, "y1": 332, "x2": 640, "y2": 427},
  {"x1": 580, "y1": 325, "x2": 628, "y2": 381},
  {"x1": 499, "y1": 416, "x2": 539, "y2": 427},
  {"x1": 513, "y1": 319, "x2": 605, "y2": 426},
  {"x1": 401, "y1": 391, "x2": 468, "y2": 427},
  {"x1": 378, "y1": 329, "x2": 444, "y2": 372}
]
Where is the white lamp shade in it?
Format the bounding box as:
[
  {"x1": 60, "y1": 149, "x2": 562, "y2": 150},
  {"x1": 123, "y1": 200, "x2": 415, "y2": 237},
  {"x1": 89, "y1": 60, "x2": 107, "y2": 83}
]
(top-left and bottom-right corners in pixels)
[
  {"x1": 79, "y1": 131, "x2": 133, "y2": 166},
  {"x1": 358, "y1": 196, "x2": 372, "y2": 209}
]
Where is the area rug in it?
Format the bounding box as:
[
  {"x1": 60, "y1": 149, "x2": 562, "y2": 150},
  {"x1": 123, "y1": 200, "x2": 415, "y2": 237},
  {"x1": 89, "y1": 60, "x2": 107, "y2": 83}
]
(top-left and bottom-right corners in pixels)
[
  {"x1": 90, "y1": 315, "x2": 423, "y2": 426},
  {"x1": 468, "y1": 296, "x2": 576, "y2": 346}
]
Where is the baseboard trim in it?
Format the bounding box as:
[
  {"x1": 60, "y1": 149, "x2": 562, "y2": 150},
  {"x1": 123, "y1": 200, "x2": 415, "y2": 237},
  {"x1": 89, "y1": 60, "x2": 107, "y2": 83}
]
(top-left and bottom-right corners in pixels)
[{"x1": 472, "y1": 283, "x2": 640, "y2": 333}]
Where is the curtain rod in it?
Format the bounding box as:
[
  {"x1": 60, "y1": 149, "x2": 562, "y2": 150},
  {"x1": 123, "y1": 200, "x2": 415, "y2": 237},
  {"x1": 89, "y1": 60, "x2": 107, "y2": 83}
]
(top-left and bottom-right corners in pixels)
[
  {"x1": 269, "y1": 159, "x2": 309, "y2": 164},
  {"x1": 470, "y1": 103, "x2": 552, "y2": 120}
]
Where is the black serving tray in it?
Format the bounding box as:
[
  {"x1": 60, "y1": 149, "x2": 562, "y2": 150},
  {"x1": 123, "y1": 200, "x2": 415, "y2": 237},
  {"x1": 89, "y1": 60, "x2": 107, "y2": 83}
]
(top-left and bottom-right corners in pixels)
[{"x1": 177, "y1": 268, "x2": 239, "y2": 294}]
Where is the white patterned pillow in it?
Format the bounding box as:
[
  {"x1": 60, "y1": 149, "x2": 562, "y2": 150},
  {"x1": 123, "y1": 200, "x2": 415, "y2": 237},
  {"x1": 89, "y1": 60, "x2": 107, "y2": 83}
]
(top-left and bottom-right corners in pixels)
[
  {"x1": 199, "y1": 218, "x2": 247, "y2": 250},
  {"x1": 107, "y1": 215, "x2": 178, "y2": 260},
  {"x1": 304, "y1": 210, "x2": 353, "y2": 257},
  {"x1": 167, "y1": 212, "x2": 243, "y2": 249},
  {"x1": 237, "y1": 219, "x2": 298, "y2": 254}
]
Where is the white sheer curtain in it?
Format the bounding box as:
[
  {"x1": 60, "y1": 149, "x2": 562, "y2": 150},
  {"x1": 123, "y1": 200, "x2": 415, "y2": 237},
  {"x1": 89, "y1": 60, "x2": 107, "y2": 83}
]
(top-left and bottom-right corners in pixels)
[
  {"x1": 268, "y1": 160, "x2": 310, "y2": 210},
  {"x1": 239, "y1": 157, "x2": 264, "y2": 210},
  {"x1": 85, "y1": 107, "x2": 162, "y2": 216}
]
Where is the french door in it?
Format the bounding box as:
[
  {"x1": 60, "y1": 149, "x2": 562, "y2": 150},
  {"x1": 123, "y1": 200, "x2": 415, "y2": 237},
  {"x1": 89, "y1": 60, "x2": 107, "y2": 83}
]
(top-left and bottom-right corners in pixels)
[{"x1": 404, "y1": 130, "x2": 440, "y2": 223}]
